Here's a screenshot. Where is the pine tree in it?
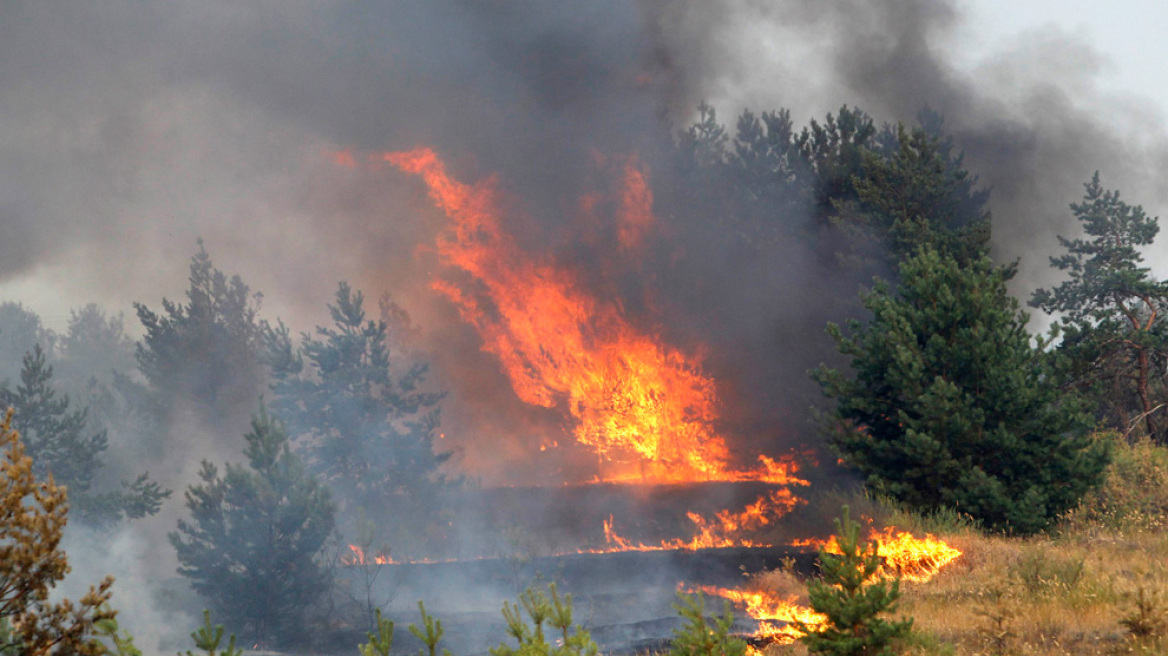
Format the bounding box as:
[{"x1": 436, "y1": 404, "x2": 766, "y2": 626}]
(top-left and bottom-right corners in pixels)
[
  {"x1": 813, "y1": 247, "x2": 1109, "y2": 534},
  {"x1": 133, "y1": 240, "x2": 267, "y2": 442},
  {"x1": 796, "y1": 106, "x2": 877, "y2": 226},
  {"x1": 1030, "y1": 172, "x2": 1168, "y2": 442},
  {"x1": 265, "y1": 283, "x2": 451, "y2": 531},
  {"x1": 668, "y1": 593, "x2": 746, "y2": 656},
  {"x1": 849, "y1": 122, "x2": 990, "y2": 266},
  {"x1": 169, "y1": 404, "x2": 335, "y2": 647},
  {"x1": 57, "y1": 304, "x2": 136, "y2": 388},
  {"x1": 797, "y1": 507, "x2": 912, "y2": 656},
  {"x1": 492, "y1": 584, "x2": 599, "y2": 656},
  {"x1": 0, "y1": 345, "x2": 169, "y2": 524},
  {"x1": 0, "y1": 302, "x2": 53, "y2": 386},
  {"x1": 0, "y1": 408, "x2": 116, "y2": 655}
]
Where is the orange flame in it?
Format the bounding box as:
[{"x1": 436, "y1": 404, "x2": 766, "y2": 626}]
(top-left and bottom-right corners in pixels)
[
  {"x1": 342, "y1": 544, "x2": 394, "y2": 566},
  {"x1": 585, "y1": 489, "x2": 804, "y2": 553},
  {"x1": 696, "y1": 529, "x2": 961, "y2": 646},
  {"x1": 388, "y1": 147, "x2": 791, "y2": 485},
  {"x1": 796, "y1": 527, "x2": 962, "y2": 584},
  {"x1": 617, "y1": 159, "x2": 654, "y2": 250},
  {"x1": 690, "y1": 585, "x2": 826, "y2": 645},
  {"x1": 330, "y1": 147, "x2": 358, "y2": 169}
]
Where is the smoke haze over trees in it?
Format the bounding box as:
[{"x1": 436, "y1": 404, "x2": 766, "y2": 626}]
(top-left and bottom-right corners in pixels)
[
  {"x1": 2, "y1": 3, "x2": 1168, "y2": 472},
  {"x1": 2, "y1": 2, "x2": 1168, "y2": 650}
]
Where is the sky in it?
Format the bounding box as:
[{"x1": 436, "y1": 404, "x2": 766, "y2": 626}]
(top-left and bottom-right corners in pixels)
[{"x1": 961, "y1": 0, "x2": 1168, "y2": 109}]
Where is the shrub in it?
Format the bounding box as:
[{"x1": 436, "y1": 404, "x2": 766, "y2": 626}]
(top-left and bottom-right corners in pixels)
[
  {"x1": 669, "y1": 592, "x2": 746, "y2": 656},
  {"x1": 798, "y1": 506, "x2": 913, "y2": 656},
  {"x1": 493, "y1": 583, "x2": 598, "y2": 656},
  {"x1": 1062, "y1": 434, "x2": 1168, "y2": 533}
]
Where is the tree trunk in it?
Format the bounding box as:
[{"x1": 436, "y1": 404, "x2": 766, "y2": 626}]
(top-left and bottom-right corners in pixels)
[{"x1": 1137, "y1": 346, "x2": 1160, "y2": 442}]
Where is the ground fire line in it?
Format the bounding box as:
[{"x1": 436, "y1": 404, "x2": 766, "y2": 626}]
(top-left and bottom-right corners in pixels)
[{"x1": 333, "y1": 146, "x2": 962, "y2": 649}]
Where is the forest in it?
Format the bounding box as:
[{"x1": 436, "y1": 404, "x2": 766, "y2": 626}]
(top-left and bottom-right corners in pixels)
[{"x1": 3, "y1": 98, "x2": 1168, "y2": 656}]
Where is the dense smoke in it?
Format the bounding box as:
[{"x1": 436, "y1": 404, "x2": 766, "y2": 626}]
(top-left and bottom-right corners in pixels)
[{"x1": 3, "y1": 1, "x2": 1168, "y2": 649}]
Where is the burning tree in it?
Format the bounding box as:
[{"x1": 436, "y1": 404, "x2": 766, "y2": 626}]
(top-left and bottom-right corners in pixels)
[
  {"x1": 814, "y1": 247, "x2": 1109, "y2": 534},
  {"x1": 169, "y1": 404, "x2": 335, "y2": 647}
]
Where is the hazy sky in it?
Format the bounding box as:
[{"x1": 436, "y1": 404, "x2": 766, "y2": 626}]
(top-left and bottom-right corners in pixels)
[
  {"x1": 961, "y1": 0, "x2": 1168, "y2": 110},
  {"x1": 2, "y1": 1, "x2": 1167, "y2": 333}
]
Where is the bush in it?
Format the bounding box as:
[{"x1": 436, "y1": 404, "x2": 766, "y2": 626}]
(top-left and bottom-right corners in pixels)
[
  {"x1": 1062, "y1": 434, "x2": 1168, "y2": 534},
  {"x1": 669, "y1": 592, "x2": 746, "y2": 656}
]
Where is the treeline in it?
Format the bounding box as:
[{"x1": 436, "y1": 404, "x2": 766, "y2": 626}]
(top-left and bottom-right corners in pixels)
[
  {"x1": 664, "y1": 103, "x2": 1168, "y2": 535},
  {"x1": 3, "y1": 101, "x2": 1168, "y2": 650},
  {"x1": 0, "y1": 242, "x2": 457, "y2": 646}
]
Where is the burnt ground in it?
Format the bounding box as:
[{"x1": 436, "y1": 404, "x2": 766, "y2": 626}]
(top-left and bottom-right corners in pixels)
[{"x1": 343, "y1": 545, "x2": 819, "y2": 654}]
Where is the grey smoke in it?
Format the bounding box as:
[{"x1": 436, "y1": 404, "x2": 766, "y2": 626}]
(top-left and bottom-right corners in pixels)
[{"x1": 4, "y1": 3, "x2": 1168, "y2": 637}]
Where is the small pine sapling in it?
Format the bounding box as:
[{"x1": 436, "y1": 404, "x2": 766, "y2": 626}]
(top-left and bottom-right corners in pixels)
[
  {"x1": 797, "y1": 506, "x2": 913, "y2": 656},
  {"x1": 491, "y1": 583, "x2": 598, "y2": 656},
  {"x1": 408, "y1": 601, "x2": 450, "y2": 656},
  {"x1": 359, "y1": 608, "x2": 395, "y2": 656},
  {"x1": 1121, "y1": 586, "x2": 1168, "y2": 641},
  {"x1": 93, "y1": 612, "x2": 143, "y2": 656},
  {"x1": 183, "y1": 610, "x2": 242, "y2": 656},
  {"x1": 668, "y1": 592, "x2": 747, "y2": 656}
]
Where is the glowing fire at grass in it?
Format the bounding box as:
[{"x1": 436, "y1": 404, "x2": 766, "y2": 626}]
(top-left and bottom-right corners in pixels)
[
  {"x1": 344, "y1": 544, "x2": 393, "y2": 566},
  {"x1": 696, "y1": 529, "x2": 961, "y2": 647},
  {"x1": 689, "y1": 584, "x2": 826, "y2": 646},
  {"x1": 793, "y1": 527, "x2": 963, "y2": 583}
]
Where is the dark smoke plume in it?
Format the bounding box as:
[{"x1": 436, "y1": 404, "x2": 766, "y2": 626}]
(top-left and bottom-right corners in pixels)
[
  {"x1": 2, "y1": 0, "x2": 1166, "y2": 478},
  {"x1": 5, "y1": 2, "x2": 1168, "y2": 648}
]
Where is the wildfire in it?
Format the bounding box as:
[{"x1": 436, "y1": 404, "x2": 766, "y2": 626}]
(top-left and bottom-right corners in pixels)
[
  {"x1": 387, "y1": 146, "x2": 799, "y2": 486},
  {"x1": 342, "y1": 544, "x2": 394, "y2": 566},
  {"x1": 690, "y1": 585, "x2": 825, "y2": 645},
  {"x1": 800, "y1": 527, "x2": 963, "y2": 584},
  {"x1": 586, "y1": 488, "x2": 804, "y2": 553},
  {"x1": 695, "y1": 529, "x2": 960, "y2": 647}
]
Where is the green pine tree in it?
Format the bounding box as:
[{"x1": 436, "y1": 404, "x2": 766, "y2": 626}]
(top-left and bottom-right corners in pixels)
[
  {"x1": 0, "y1": 345, "x2": 169, "y2": 524},
  {"x1": 813, "y1": 247, "x2": 1109, "y2": 534},
  {"x1": 491, "y1": 584, "x2": 598, "y2": 656},
  {"x1": 265, "y1": 282, "x2": 452, "y2": 535},
  {"x1": 169, "y1": 404, "x2": 336, "y2": 647},
  {"x1": 133, "y1": 241, "x2": 267, "y2": 444},
  {"x1": 1030, "y1": 172, "x2": 1168, "y2": 443},
  {"x1": 668, "y1": 592, "x2": 746, "y2": 656},
  {"x1": 797, "y1": 506, "x2": 912, "y2": 656},
  {"x1": 848, "y1": 122, "x2": 990, "y2": 266}
]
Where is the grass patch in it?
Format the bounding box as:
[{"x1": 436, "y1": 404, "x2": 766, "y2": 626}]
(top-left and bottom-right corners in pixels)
[{"x1": 744, "y1": 435, "x2": 1168, "y2": 655}]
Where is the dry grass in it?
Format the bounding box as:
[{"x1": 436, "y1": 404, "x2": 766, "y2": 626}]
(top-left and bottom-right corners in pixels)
[{"x1": 748, "y1": 435, "x2": 1168, "y2": 656}]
